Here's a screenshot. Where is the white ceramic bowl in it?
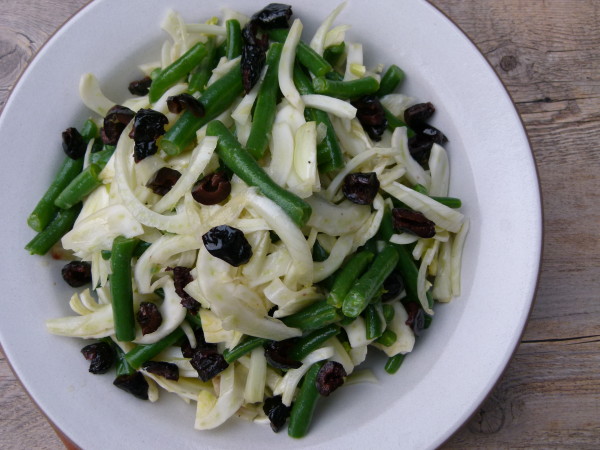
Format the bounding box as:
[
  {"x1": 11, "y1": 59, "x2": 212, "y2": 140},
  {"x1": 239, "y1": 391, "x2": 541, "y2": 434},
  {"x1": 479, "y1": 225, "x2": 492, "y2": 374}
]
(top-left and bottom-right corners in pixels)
[{"x1": 0, "y1": 1, "x2": 542, "y2": 448}]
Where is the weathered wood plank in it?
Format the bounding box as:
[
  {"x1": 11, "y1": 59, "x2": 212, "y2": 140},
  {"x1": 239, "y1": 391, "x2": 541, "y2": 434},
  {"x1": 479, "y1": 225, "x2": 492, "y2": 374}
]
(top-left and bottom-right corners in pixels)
[{"x1": 1, "y1": 0, "x2": 599, "y2": 448}]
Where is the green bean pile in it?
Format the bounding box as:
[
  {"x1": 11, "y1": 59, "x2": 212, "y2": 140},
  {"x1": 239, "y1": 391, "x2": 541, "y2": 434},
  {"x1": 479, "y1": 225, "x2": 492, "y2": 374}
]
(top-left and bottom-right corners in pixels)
[{"x1": 27, "y1": 3, "x2": 469, "y2": 439}]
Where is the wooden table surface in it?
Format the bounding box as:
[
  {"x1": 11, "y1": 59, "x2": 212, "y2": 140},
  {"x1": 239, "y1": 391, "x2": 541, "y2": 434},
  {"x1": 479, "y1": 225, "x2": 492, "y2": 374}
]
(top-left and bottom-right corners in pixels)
[{"x1": 1, "y1": 0, "x2": 598, "y2": 448}]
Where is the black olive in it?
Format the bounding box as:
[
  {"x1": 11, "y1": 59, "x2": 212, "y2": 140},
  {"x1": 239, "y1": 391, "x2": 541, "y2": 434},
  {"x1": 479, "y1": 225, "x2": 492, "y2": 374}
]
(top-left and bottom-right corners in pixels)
[
  {"x1": 142, "y1": 361, "x2": 179, "y2": 381},
  {"x1": 61, "y1": 261, "x2": 92, "y2": 287},
  {"x1": 62, "y1": 127, "x2": 87, "y2": 159},
  {"x1": 128, "y1": 108, "x2": 168, "y2": 162},
  {"x1": 167, "y1": 266, "x2": 200, "y2": 313},
  {"x1": 404, "y1": 302, "x2": 425, "y2": 336},
  {"x1": 315, "y1": 361, "x2": 346, "y2": 396},
  {"x1": 251, "y1": 3, "x2": 293, "y2": 29},
  {"x1": 263, "y1": 339, "x2": 301, "y2": 370},
  {"x1": 403, "y1": 102, "x2": 436, "y2": 129},
  {"x1": 191, "y1": 172, "x2": 231, "y2": 205},
  {"x1": 81, "y1": 342, "x2": 115, "y2": 374},
  {"x1": 137, "y1": 302, "x2": 162, "y2": 335},
  {"x1": 351, "y1": 95, "x2": 388, "y2": 141},
  {"x1": 342, "y1": 172, "x2": 380, "y2": 205},
  {"x1": 167, "y1": 93, "x2": 205, "y2": 117},
  {"x1": 190, "y1": 348, "x2": 229, "y2": 382},
  {"x1": 392, "y1": 208, "x2": 436, "y2": 238},
  {"x1": 263, "y1": 395, "x2": 291, "y2": 432},
  {"x1": 241, "y1": 21, "x2": 269, "y2": 93},
  {"x1": 128, "y1": 76, "x2": 153, "y2": 96},
  {"x1": 133, "y1": 140, "x2": 159, "y2": 163},
  {"x1": 202, "y1": 225, "x2": 253, "y2": 267},
  {"x1": 113, "y1": 372, "x2": 149, "y2": 400},
  {"x1": 146, "y1": 167, "x2": 181, "y2": 196},
  {"x1": 101, "y1": 105, "x2": 135, "y2": 145},
  {"x1": 129, "y1": 108, "x2": 168, "y2": 142},
  {"x1": 382, "y1": 271, "x2": 404, "y2": 301},
  {"x1": 181, "y1": 328, "x2": 215, "y2": 358}
]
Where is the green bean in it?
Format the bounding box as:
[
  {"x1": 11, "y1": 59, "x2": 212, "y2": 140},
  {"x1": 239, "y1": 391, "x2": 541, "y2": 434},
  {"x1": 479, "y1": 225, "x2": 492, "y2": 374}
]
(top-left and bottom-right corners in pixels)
[
  {"x1": 245, "y1": 43, "x2": 283, "y2": 159},
  {"x1": 312, "y1": 76, "x2": 379, "y2": 100},
  {"x1": 223, "y1": 336, "x2": 267, "y2": 363},
  {"x1": 377, "y1": 64, "x2": 405, "y2": 97},
  {"x1": 293, "y1": 65, "x2": 344, "y2": 172},
  {"x1": 364, "y1": 304, "x2": 384, "y2": 340},
  {"x1": 225, "y1": 19, "x2": 242, "y2": 60},
  {"x1": 125, "y1": 327, "x2": 186, "y2": 369},
  {"x1": 411, "y1": 184, "x2": 462, "y2": 208},
  {"x1": 188, "y1": 38, "x2": 218, "y2": 93},
  {"x1": 161, "y1": 62, "x2": 243, "y2": 156},
  {"x1": 281, "y1": 301, "x2": 341, "y2": 331},
  {"x1": 323, "y1": 42, "x2": 345, "y2": 68},
  {"x1": 27, "y1": 156, "x2": 83, "y2": 232},
  {"x1": 150, "y1": 67, "x2": 162, "y2": 80},
  {"x1": 432, "y1": 196, "x2": 462, "y2": 209},
  {"x1": 109, "y1": 340, "x2": 136, "y2": 376},
  {"x1": 327, "y1": 251, "x2": 374, "y2": 308},
  {"x1": 341, "y1": 245, "x2": 400, "y2": 318},
  {"x1": 384, "y1": 353, "x2": 405, "y2": 374},
  {"x1": 289, "y1": 324, "x2": 340, "y2": 361},
  {"x1": 89, "y1": 145, "x2": 115, "y2": 167},
  {"x1": 54, "y1": 163, "x2": 102, "y2": 210},
  {"x1": 288, "y1": 361, "x2": 324, "y2": 438},
  {"x1": 384, "y1": 107, "x2": 416, "y2": 137},
  {"x1": 110, "y1": 236, "x2": 139, "y2": 342},
  {"x1": 268, "y1": 28, "x2": 332, "y2": 77},
  {"x1": 101, "y1": 240, "x2": 151, "y2": 261},
  {"x1": 376, "y1": 329, "x2": 397, "y2": 347},
  {"x1": 382, "y1": 303, "x2": 395, "y2": 323},
  {"x1": 379, "y1": 209, "x2": 420, "y2": 304},
  {"x1": 206, "y1": 120, "x2": 312, "y2": 226},
  {"x1": 312, "y1": 240, "x2": 329, "y2": 263},
  {"x1": 25, "y1": 204, "x2": 81, "y2": 255},
  {"x1": 148, "y1": 42, "x2": 207, "y2": 103},
  {"x1": 80, "y1": 119, "x2": 99, "y2": 142},
  {"x1": 412, "y1": 184, "x2": 428, "y2": 195}
]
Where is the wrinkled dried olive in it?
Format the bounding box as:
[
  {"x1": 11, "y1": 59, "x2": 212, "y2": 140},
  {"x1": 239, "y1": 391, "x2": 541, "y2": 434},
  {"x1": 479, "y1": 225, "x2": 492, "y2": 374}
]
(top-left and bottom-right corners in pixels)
[
  {"x1": 315, "y1": 361, "x2": 346, "y2": 396},
  {"x1": 351, "y1": 95, "x2": 388, "y2": 141},
  {"x1": 382, "y1": 271, "x2": 404, "y2": 301},
  {"x1": 251, "y1": 3, "x2": 293, "y2": 29},
  {"x1": 190, "y1": 348, "x2": 229, "y2": 382},
  {"x1": 167, "y1": 93, "x2": 205, "y2": 117},
  {"x1": 128, "y1": 76, "x2": 152, "y2": 96},
  {"x1": 146, "y1": 167, "x2": 181, "y2": 196},
  {"x1": 404, "y1": 302, "x2": 425, "y2": 336},
  {"x1": 191, "y1": 172, "x2": 231, "y2": 205},
  {"x1": 113, "y1": 372, "x2": 149, "y2": 400},
  {"x1": 101, "y1": 105, "x2": 135, "y2": 145},
  {"x1": 137, "y1": 302, "x2": 162, "y2": 335},
  {"x1": 241, "y1": 21, "x2": 269, "y2": 93},
  {"x1": 128, "y1": 108, "x2": 168, "y2": 162},
  {"x1": 142, "y1": 361, "x2": 179, "y2": 381},
  {"x1": 403, "y1": 102, "x2": 436, "y2": 129},
  {"x1": 202, "y1": 225, "x2": 253, "y2": 267},
  {"x1": 263, "y1": 395, "x2": 291, "y2": 432},
  {"x1": 263, "y1": 339, "x2": 301, "y2": 370},
  {"x1": 81, "y1": 342, "x2": 115, "y2": 374},
  {"x1": 61, "y1": 261, "x2": 92, "y2": 287},
  {"x1": 62, "y1": 127, "x2": 87, "y2": 159},
  {"x1": 342, "y1": 172, "x2": 380, "y2": 205},
  {"x1": 181, "y1": 327, "x2": 214, "y2": 358},
  {"x1": 392, "y1": 208, "x2": 436, "y2": 238},
  {"x1": 167, "y1": 266, "x2": 200, "y2": 313}
]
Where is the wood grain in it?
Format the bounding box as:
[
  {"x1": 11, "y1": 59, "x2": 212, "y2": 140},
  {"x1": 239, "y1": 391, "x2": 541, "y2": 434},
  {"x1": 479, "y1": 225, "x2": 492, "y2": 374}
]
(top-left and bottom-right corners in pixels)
[{"x1": 1, "y1": 0, "x2": 599, "y2": 448}]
